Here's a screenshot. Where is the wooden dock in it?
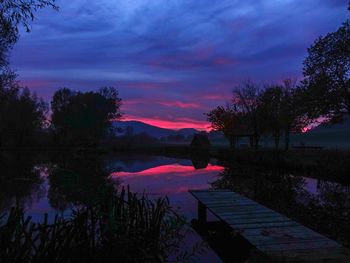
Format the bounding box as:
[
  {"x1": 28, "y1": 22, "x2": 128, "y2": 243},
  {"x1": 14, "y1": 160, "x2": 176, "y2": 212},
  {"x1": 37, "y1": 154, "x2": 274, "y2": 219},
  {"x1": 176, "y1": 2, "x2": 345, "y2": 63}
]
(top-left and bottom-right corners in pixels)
[{"x1": 189, "y1": 189, "x2": 350, "y2": 262}]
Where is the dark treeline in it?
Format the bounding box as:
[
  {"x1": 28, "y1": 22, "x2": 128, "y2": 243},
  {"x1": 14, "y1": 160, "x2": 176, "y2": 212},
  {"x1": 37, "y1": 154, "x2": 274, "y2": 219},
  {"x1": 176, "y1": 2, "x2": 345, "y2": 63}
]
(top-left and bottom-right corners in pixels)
[
  {"x1": 208, "y1": 4, "x2": 350, "y2": 151},
  {"x1": 0, "y1": 1, "x2": 123, "y2": 149},
  {"x1": 0, "y1": 80, "x2": 122, "y2": 148},
  {"x1": 0, "y1": 75, "x2": 48, "y2": 147},
  {"x1": 207, "y1": 80, "x2": 309, "y2": 150}
]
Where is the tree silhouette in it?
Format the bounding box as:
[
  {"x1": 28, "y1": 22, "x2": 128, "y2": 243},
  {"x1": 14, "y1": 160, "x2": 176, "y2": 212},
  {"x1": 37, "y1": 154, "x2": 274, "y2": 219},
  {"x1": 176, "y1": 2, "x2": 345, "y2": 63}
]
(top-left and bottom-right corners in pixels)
[
  {"x1": 0, "y1": 80, "x2": 47, "y2": 147},
  {"x1": 0, "y1": 0, "x2": 58, "y2": 71},
  {"x1": 303, "y1": 13, "x2": 350, "y2": 120},
  {"x1": 231, "y1": 82, "x2": 266, "y2": 149},
  {"x1": 51, "y1": 87, "x2": 122, "y2": 147},
  {"x1": 260, "y1": 86, "x2": 284, "y2": 149},
  {"x1": 207, "y1": 105, "x2": 240, "y2": 149},
  {"x1": 207, "y1": 82, "x2": 265, "y2": 149},
  {"x1": 208, "y1": 80, "x2": 310, "y2": 150},
  {"x1": 260, "y1": 80, "x2": 311, "y2": 150}
]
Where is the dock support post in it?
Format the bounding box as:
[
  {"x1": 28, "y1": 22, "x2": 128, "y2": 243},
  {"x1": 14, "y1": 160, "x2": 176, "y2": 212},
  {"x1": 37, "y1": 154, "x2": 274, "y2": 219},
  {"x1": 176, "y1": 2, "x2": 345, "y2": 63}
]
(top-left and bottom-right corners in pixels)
[{"x1": 198, "y1": 201, "x2": 207, "y2": 224}]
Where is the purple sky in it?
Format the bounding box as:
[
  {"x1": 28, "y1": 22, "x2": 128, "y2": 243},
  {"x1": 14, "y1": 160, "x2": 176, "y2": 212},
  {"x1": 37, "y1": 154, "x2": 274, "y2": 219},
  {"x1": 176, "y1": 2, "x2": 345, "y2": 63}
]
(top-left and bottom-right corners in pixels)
[{"x1": 10, "y1": 0, "x2": 349, "y2": 130}]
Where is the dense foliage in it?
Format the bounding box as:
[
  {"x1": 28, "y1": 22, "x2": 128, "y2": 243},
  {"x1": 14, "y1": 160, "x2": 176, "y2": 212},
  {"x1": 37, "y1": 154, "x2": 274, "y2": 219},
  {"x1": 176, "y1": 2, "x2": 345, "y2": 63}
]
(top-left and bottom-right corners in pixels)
[
  {"x1": 302, "y1": 3, "x2": 350, "y2": 123},
  {"x1": 0, "y1": 78, "x2": 47, "y2": 147},
  {"x1": 51, "y1": 87, "x2": 122, "y2": 147},
  {"x1": 303, "y1": 20, "x2": 350, "y2": 120}
]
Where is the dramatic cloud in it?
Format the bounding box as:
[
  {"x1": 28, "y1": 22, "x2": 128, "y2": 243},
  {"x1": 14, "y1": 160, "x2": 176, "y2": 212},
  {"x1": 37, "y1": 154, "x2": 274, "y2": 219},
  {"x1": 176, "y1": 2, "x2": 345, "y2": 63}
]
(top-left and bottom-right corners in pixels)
[{"x1": 10, "y1": 0, "x2": 349, "y2": 129}]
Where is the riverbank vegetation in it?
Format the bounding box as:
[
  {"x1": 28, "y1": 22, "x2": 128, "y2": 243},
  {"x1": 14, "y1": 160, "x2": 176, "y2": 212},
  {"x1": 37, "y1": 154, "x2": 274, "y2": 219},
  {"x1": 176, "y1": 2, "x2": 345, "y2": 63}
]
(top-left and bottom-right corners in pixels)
[{"x1": 0, "y1": 187, "x2": 192, "y2": 263}]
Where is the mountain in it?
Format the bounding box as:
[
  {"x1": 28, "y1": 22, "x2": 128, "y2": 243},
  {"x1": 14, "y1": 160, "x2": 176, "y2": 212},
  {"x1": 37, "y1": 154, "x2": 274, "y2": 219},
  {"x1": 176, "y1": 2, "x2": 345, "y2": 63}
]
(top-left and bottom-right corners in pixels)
[
  {"x1": 291, "y1": 115, "x2": 350, "y2": 149},
  {"x1": 308, "y1": 115, "x2": 350, "y2": 133},
  {"x1": 176, "y1": 128, "x2": 199, "y2": 137},
  {"x1": 113, "y1": 121, "x2": 200, "y2": 138}
]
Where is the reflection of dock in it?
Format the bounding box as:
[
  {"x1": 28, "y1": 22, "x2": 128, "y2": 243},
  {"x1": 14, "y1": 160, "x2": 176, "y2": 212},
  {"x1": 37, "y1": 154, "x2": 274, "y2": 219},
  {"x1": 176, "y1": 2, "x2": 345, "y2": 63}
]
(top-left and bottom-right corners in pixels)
[{"x1": 189, "y1": 189, "x2": 350, "y2": 262}]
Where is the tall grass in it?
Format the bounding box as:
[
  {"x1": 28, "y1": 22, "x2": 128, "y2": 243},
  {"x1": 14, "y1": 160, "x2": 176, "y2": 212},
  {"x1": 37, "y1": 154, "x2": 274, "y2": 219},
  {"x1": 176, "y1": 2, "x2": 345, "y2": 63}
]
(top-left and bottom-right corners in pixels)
[{"x1": 0, "y1": 187, "x2": 189, "y2": 263}]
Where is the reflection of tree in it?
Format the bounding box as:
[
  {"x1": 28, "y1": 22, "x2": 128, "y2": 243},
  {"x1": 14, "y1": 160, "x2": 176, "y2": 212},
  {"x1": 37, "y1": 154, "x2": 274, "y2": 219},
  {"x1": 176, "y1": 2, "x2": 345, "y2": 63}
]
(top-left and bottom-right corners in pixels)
[
  {"x1": 48, "y1": 154, "x2": 117, "y2": 211},
  {"x1": 191, "y1": 156, "x2": 209, "y2": 169},
  {"x1": 0, "y1": 153, "x2": 44, "y2": 213},
  {"x1": 212, "y1": 163, "x2": 350, "y2": 246},
  {"x1": 308, "y1": 181, "x2": 350, "y2": 246},
  {"x1": 212, "y1": 163, "x2": 307, "y2": 214}
]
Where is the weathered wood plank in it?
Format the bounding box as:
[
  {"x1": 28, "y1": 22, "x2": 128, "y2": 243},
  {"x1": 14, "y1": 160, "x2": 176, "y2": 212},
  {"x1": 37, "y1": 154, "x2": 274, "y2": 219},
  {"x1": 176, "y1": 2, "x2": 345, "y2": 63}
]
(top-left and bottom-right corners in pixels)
[
  {"x1": 209, "y1": 207, "x2": 271, "y2": 218},
  {"x1": 229, "y1": 221, "x2": 299, "y2": 230},
  {"x1": 241, "y1": 226, "x2": 318, "y2": 237},
  {"x1": 223, "y1": 215, "x2": 292, "y2": 225},
  {"x1": 257, "y1": 239, "x2": 341, "y2": 252},
  {"x1": 189, "y1": 189, "x2": 350, "y2": 262},
  {"x1": 219, "y1": 211, "x2": 281, "y2": 220}
]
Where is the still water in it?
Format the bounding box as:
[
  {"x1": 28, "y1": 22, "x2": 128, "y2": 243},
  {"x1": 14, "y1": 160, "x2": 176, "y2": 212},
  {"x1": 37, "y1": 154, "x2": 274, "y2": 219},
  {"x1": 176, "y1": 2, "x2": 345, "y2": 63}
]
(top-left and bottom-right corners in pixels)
[{"x1": 1, "y1": 152, "x2": 349, "y2": 262}]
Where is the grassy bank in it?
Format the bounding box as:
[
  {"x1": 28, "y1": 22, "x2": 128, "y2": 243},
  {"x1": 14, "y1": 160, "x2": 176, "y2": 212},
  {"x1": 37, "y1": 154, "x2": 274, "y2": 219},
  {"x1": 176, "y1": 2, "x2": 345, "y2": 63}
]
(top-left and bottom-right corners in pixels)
[{"x1": 0, "y1": 187, "x2": 194, "y2": 263}]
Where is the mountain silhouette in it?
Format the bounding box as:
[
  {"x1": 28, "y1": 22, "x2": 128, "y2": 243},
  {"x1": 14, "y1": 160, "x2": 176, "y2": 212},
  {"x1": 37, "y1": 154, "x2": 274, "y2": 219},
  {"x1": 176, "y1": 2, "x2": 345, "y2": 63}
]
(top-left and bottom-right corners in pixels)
[
  {"x1": 113, "y1": 121, "x2": 199, "y2": 138},
  {"x1": 309, "y1": 116, "x2": 350, "y2": 133}
]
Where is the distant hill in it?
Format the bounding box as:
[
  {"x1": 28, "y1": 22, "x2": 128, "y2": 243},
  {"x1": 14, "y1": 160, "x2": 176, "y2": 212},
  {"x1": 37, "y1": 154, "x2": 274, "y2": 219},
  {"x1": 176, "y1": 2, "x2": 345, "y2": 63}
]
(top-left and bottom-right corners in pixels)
[
  {"x1": 308, "y1": 116, "x2": 350, "y2": 133},
  {"x1": 291, "y1": 116, "x2": 350, "y2": 149},
  {"x1": 113, "y1": 121, "x2": 200, "y2": 139}
]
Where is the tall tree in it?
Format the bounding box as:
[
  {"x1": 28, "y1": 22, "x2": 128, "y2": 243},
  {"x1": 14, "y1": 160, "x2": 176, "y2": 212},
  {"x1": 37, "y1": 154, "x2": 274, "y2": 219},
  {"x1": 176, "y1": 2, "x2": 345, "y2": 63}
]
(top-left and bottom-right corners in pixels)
[
  {"x1": 51, "y1": 87, "x2": 122, "y2": 147},
  {"x1": 279, "y1": 80, "x2": 310, "y2": 150},
  {"x1": 232, "y1": 82, "x2": 265, "y2": 149},
  {"x1": 207, "y1": 105, "x2": 239, "y2": 149},
  {"x1": 259, "y1": 85, "x2": 284, "y2": 149},
  {"x1": 207, "y1": 82, "x2": 266, "y2": 149},
  {"x1": 260, "y1": 80, "x2": 311, "y2": 150},
  {"x1": 0, "y1": 80, "x2": 47, "y2": 147},
  {"x1": 303, "y1": 5, "x2": 350, "y2": 121}
]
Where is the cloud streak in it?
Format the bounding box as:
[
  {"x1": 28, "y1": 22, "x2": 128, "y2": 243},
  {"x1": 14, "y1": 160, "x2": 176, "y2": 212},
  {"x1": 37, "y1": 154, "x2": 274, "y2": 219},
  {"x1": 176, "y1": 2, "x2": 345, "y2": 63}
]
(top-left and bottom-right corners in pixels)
[{"x1": 10, "y1": 0, "x2": 350, "y2": 128}]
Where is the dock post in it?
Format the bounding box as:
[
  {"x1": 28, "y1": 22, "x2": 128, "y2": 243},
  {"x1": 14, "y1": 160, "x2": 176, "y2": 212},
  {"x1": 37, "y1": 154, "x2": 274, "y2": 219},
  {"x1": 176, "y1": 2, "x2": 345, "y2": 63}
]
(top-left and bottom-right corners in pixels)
[{"x1": 198, "y1": 201, "x2": 207, "y2": 224}]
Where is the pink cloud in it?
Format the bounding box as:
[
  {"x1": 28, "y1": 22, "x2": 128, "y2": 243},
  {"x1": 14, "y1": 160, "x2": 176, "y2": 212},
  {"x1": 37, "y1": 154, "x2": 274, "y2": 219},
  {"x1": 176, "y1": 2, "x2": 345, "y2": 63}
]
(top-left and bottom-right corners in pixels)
[
  {"x1": 213, "y1": 57, "x2": 237, "y2": 66},
  {"x1": 157, "y1": 100, "x2": 202, "y2": 109},
  {"x1": 201, "y1": 94, "x2": 229, "y2": 100}
]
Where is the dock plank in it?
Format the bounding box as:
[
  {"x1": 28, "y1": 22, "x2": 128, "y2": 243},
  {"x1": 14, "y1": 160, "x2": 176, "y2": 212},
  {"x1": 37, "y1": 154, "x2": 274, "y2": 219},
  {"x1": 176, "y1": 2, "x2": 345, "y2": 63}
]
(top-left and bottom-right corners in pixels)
[{"x1": 189, "y1": 189, "x2": 350, "y2": 262}]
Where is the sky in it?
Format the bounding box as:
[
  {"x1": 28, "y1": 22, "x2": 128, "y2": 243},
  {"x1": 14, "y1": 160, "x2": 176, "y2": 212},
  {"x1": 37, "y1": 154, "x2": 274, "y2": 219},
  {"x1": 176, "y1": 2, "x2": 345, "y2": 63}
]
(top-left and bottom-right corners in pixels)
[{"x1": 10, "y1": 0, "x2": 350, "y2": 130}]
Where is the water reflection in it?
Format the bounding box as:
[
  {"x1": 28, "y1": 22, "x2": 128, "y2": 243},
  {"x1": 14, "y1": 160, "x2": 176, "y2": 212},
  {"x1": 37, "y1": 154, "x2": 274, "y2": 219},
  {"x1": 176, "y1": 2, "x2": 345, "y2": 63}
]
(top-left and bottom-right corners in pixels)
[
  {"x1": 0, "y1": 152, "x2": 45, "y2": 214},
  {"x1": 48, "y1": 154, "x2": 116, "y2": 211},
  {"x1": 212, "y1": 162, "x2": 350, "y2": 247},
  {"x1": 0, "y1": 153, "x2": 223, "y2": 222},
  {"x1": 1, "y1": 153, "x2": 349, "y2": 260}
]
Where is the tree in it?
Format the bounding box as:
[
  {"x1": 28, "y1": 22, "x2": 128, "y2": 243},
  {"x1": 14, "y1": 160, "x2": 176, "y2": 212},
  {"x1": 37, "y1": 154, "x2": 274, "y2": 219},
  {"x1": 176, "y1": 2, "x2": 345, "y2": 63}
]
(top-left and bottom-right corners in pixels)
[
  {"x1": 260, "y1": 80, "x2": 311, "y2": 150},
  {"x1": 259, "y1": 85, "x2": 284, "y2": 149},
  {"x1": 207, "y1": 105, "x2": 240, "y2": 149},
  {"x1": 0, "y1": 0, "x2": 58, "y2": 72},
  {"x1": 207, "y1": 82, "x2": 266, "y2": 150},
  {"x1": 231, "y1": 82, "x2": 266, "y2": 149},
  {"x1": 303, "y1": 17, "x2": 350, "y2": 120},
  {"x1": 0, "y1": 80, "x2": 47, "y2": 147},
  {"x1": 51, "y1": 87, "x2": 122, "y2": 147},
  {"x1": 278, "y1": 80, "x2": 311, "y2": 150}
]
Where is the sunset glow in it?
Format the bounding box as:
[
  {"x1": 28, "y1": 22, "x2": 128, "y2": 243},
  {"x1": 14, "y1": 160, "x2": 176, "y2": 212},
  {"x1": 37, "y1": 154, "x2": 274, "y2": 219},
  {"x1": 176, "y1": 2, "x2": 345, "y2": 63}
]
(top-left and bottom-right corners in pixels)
[
  {"x1": 113, "y1": 163, "x2": 223, "y2": 177},
  {"x1": 10, "y1": 1, "x2": 348, "y2": 128},
  {"x1": 122, "y1": 114, "x2": 211, "y2": 131}
]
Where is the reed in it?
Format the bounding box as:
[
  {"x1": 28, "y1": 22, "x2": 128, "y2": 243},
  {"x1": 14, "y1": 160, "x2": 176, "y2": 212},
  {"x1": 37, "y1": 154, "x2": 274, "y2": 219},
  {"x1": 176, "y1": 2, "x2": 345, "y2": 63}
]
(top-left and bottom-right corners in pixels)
[{"x1": 0, "y1": 187, "x2": 187, "y2": 263}]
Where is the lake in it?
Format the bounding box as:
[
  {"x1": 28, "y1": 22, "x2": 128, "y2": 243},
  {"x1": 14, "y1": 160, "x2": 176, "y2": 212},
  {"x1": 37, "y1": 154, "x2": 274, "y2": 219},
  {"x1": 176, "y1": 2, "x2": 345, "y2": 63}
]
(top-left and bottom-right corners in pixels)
[{"x1": 0, "y1": 152, "x2": 349, "y2": 262}]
